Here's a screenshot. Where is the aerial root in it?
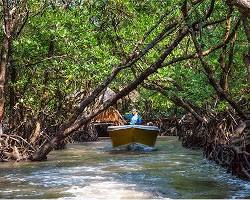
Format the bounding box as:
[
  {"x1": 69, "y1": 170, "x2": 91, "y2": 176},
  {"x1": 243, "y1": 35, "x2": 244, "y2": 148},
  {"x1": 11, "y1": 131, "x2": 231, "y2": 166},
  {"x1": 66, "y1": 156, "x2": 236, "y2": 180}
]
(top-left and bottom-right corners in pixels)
[
  {"x1": 0, "y1": 133, "x2": 34, "y2": 162},
  {"x1": 178, "y1": 113, "x2": 250, "y2": 180}
]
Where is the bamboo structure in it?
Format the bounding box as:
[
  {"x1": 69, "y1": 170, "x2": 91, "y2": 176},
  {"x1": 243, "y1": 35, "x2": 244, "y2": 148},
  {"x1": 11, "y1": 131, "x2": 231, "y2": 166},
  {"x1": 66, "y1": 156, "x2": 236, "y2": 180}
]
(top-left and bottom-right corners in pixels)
[{"x1": 92, "y1": 106, "x2": 126, "y2": 126}]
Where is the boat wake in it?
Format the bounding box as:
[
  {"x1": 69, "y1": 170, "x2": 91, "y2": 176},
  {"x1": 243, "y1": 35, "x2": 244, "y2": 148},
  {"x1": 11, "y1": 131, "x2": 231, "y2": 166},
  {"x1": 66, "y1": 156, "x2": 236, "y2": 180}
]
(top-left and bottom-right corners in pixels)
[{"x1": 113, "y1": 143, "x2": 157, "y2": 153}]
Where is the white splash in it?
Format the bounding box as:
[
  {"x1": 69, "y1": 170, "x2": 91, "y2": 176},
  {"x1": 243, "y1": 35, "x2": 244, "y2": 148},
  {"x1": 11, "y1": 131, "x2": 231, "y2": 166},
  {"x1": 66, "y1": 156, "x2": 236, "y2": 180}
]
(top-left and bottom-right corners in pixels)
[{"x1": 60, "y1": 180, "x2": 158, "y2": 200}]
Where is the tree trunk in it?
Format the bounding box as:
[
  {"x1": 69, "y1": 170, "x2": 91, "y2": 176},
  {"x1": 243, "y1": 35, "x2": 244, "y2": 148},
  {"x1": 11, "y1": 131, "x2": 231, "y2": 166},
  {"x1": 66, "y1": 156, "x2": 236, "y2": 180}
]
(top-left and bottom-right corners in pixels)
[
  {"x1": 241, "y1": 17, "x2": 250, "y2": 82},
  {"x1": 230, "y1": 0, "x2": 250, "y2": 17},
  {"x1": 0, "y1": 37, "x2": 11, "y2": 134},
  {"x1": 0, "y1": 0, "x2": 29, "y2": 136},
  {"x1": 245, "y1": 54, "x2": 250, "y2": 82},
  {"x1": 219, "y1": 7, "x2": 234, "y2": 92},
  {"x1": 228, "y1": 0, "x2": 250, "y2": 82},
  {"x1": 8, "y1": 53, "x2": 17, "y2": 129}
]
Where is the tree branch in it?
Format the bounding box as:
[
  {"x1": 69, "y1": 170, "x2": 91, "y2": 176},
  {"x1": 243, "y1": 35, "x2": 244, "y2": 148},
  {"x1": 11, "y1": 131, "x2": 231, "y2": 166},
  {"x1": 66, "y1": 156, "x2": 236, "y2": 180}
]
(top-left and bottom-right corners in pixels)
[{"x1": 189, "y1": 25, "x2": 247, "y2": 120}]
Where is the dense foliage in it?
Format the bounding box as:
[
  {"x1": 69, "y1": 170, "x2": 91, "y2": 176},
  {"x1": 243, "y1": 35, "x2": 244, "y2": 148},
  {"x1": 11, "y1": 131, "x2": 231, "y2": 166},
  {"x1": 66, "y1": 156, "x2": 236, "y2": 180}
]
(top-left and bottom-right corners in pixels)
[
  {"x1": 0, "y1": 0, "x2": 249, "y2": 162},
  {"x1": 1, "y1": 0, "x2": 248, "y2": 123}
]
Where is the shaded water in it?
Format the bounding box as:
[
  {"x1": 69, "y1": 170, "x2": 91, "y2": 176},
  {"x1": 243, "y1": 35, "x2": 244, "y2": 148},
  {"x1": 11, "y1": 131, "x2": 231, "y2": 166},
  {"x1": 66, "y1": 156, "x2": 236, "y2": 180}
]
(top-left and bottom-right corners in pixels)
[{"x1": 0, "y1": 137, "x2": 250, "y2": 199}]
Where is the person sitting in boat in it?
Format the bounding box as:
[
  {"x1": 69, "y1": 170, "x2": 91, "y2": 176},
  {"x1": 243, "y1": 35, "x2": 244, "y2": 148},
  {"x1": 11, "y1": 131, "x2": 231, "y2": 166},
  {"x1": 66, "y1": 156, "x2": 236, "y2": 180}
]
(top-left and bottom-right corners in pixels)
[
  {"x1": 129, "y1": 108, "x2": 142, "y2": 125},
  {"x1": 123, "y1": 109, "x2": 143, "y2": 125}
]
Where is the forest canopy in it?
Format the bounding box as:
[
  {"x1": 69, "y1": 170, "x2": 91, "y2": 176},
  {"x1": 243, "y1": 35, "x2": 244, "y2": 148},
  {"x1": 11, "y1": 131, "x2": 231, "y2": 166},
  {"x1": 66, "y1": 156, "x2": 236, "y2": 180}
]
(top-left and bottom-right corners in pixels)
[{"x1": 0, "y1": 0, "x2": 249, "y2": 161}]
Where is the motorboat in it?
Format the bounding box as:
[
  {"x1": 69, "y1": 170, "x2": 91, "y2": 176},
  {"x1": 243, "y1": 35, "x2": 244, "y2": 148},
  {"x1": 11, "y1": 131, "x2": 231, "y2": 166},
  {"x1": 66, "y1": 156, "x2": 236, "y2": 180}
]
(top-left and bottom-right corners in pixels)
[{"x1": 108, "y1": 125, "x2": 159, "y2": 147}]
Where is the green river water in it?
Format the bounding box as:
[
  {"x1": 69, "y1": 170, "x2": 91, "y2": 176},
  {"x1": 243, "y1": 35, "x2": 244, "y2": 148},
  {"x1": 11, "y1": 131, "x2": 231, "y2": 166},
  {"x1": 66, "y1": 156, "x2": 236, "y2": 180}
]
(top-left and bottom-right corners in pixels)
[{"x1": 0, "y1": 137, "x2": 250, "y2": 199}]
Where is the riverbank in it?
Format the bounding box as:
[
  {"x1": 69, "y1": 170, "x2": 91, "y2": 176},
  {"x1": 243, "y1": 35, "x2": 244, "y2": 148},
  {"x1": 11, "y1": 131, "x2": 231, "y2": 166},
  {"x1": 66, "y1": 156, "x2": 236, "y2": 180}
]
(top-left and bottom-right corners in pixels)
[{"x1": 177, "y1": 113, "x2": 250, "y2": 180}]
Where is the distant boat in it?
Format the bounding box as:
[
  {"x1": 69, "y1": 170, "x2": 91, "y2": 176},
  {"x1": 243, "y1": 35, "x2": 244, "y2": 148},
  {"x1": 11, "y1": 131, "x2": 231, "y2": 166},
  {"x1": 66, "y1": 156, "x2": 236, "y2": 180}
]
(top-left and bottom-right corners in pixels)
[{"x1": 107, "y1": 125, "x2": 159, "y2": 148}]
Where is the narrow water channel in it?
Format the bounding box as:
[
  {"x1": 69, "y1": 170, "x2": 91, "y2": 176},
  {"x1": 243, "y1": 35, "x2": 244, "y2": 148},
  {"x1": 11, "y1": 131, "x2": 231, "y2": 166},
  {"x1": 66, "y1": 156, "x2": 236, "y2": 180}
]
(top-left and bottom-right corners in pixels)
[{"x1": 0, "y1": 137, "x2": 250, "y2": 199}]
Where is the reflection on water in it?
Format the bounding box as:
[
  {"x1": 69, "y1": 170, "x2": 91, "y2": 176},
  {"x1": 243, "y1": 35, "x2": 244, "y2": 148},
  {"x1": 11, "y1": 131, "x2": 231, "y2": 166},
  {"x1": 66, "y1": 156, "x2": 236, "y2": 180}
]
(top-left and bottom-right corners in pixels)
[{"x1": 0, "y1": 137, "x2": 250, "y2": 199}]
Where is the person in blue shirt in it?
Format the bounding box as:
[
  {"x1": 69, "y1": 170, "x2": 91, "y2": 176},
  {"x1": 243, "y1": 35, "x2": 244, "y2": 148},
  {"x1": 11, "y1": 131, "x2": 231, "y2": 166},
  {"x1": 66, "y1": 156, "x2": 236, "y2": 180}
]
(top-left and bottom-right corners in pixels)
[{"x1": 124, "y1": 108, "x2": 142, "y2": 125}]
